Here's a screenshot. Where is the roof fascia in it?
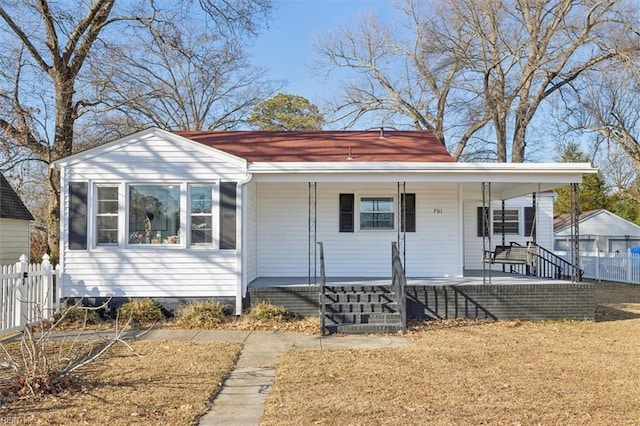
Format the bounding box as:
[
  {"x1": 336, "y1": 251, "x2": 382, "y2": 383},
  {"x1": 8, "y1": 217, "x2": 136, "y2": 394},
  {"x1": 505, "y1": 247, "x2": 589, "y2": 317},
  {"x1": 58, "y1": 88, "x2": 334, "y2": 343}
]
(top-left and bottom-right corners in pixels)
[{"x1": 249, "y1": 162, "x2": 595, "y2": 183}]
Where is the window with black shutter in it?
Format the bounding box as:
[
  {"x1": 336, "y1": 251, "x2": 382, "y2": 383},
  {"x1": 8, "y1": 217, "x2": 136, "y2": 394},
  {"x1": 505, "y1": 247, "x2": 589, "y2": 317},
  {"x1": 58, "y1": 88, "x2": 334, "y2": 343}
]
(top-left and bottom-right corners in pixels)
[
  {"x1": 524, "y1": 206, "x2": 535, "y2": 237},
  {"x1": 219, "y1": 182, "x2": 237, "y2": 249},
  {"x1": 339, "y1": 194, "x2": 354, "y2": 232},
  {"x1": 69, "y1": 182, "x2": 88, "y2": 250},
  {"x1": 477, "y1": 206, "x2": 489, "y2": 237},
  {"x1": 400, "y1": 193, "x2": 416, "y2": 232}
]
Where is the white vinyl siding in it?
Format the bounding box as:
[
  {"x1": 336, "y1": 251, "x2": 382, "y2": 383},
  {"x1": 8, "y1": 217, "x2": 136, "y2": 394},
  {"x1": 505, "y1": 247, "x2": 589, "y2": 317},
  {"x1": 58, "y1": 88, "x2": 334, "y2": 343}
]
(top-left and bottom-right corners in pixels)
[
  {"x1": 0, "y1": 219, "x2": 30, "y2": 265},
  {"x1": 255, "y1": 182, "x2": 462, "y2": 278},
  {"x1": 257, "y1": 183, "x2": 308, "y2": 276},
  {"x1": 59, "y1": 134, "x2": 245, "y2": 298}
]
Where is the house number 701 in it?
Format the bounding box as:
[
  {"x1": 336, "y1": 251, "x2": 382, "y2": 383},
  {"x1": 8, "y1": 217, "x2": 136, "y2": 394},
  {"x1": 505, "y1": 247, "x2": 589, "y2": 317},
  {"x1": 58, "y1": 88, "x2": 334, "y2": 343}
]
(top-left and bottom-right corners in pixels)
[{"x1": 433, "y1": 208, "x2": 443, "y2": 214}]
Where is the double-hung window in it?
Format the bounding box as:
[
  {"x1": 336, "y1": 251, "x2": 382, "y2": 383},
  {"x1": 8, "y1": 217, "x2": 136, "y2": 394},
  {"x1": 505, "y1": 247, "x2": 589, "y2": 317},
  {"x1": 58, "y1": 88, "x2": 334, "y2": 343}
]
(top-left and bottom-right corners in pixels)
[
  {"x1": 360, "y1": 197, "x2": 394, "y2": 230},
  {"x1": 190, "y1": 184, "x2": 216, "y2": 246},
  {"x1": 493, "y1": 209, "x2": 519, "y2": 234},
  {"x1": 96, "y1": 186, "x2": 119, "y2": 245}
]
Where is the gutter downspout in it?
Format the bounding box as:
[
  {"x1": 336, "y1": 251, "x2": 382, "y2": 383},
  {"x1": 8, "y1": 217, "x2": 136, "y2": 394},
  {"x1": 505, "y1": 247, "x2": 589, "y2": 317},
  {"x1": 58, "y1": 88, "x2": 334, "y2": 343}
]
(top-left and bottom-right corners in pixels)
[{"x1": 236, "y1": 172, "x2": 253, "y2": 315}]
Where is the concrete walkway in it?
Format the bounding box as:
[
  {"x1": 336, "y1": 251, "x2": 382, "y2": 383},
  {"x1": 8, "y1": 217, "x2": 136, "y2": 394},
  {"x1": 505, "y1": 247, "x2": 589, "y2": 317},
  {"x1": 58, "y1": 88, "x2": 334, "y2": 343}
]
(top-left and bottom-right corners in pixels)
[{"x1": 135, "y1": 329, "x2": 410, "y2": 425}]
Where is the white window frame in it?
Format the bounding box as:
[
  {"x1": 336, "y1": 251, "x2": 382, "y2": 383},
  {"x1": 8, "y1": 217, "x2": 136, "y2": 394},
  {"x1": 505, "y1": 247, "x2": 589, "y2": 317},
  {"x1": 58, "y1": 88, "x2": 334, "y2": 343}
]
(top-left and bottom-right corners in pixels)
[
  {"x1": 492, "y1": 208, "x2": 520, "y2": 235},
  {"x1": 95, "y1": 184, "x2": 120, "y2": 247},
  {"x1": 358, "y1": 194, "x2": 396, "y2": 231},
  {"x1": 126, "y1": 183, "x2": 183, "y2": 247},
  {"x1": 188, "y1": 183, "x2": 219, "y2": 248}
]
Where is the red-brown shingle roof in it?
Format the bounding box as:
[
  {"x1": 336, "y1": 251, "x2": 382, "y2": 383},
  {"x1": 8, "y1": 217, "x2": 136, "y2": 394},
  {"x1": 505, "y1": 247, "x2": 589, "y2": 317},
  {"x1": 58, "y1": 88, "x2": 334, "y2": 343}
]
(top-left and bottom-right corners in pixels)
[{"x1": 175, "y1": 130, "x2": 454, "y2": 163}]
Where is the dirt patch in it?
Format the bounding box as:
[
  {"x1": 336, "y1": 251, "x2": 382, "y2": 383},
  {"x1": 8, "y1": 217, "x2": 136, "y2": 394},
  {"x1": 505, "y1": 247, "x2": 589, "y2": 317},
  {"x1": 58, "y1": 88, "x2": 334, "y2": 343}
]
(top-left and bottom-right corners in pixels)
[
  {"x1": 1, "y1": 340, "x2": 241, "y2": 425},
  {"x1": 262, "y1": 319, "x2": 640, "y2": 425}
]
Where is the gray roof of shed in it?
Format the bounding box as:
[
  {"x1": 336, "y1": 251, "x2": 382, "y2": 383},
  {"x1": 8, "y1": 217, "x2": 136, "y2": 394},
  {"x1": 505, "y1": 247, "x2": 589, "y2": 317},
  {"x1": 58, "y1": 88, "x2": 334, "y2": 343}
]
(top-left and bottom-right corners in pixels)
[{"x1": 0, "y1": 173, "x2": 34, "y2": 220}]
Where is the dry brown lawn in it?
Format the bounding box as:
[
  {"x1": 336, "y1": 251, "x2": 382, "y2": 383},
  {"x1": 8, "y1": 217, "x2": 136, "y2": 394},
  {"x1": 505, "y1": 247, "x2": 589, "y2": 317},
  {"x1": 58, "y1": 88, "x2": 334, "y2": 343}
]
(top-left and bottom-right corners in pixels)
[
  {"x1": 1, "y1": 341, "x2": 241, "y2": 425},
  {"x1": 262, "y1": 281, "x2": 640, "y2": 425}
]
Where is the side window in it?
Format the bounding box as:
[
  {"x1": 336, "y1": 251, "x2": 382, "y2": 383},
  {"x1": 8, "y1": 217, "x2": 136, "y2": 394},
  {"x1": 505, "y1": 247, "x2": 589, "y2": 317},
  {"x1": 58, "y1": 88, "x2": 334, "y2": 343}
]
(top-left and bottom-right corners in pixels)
[
  {"x1": 190, "y1": 185, "x2": 215, "y2": 246},
  {"x1": 493, "y1": 209, "x2": 519, "y2": 234},
  {"x1": 96, "y1": 186, "x2": 119, "y2": 245},
  {"x1": 339, "y1": 194, "x2": 354, "y2": 232}
]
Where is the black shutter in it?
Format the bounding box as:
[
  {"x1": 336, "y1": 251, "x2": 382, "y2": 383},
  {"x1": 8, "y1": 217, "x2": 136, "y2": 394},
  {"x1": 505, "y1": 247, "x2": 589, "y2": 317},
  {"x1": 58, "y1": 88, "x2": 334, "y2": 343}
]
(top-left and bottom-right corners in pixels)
[
  {"x1": 219, "y1": 182, "x2": 237, "y2": 249},
  {"x1": 524, "y1": 206, "x2": 535, "y2": 237},
  {"x1": 339, "y1": 193, "x2": 354, "y2": 232},
  {"x1": 477, "y1": 206, "x2": 489, "y2": 237},
  {"x1": 401, "y1": 193, "x2": 416, "y2": 232},
  {"x1": 69, "y1": 182, "x2": 88, "y2": 250}
]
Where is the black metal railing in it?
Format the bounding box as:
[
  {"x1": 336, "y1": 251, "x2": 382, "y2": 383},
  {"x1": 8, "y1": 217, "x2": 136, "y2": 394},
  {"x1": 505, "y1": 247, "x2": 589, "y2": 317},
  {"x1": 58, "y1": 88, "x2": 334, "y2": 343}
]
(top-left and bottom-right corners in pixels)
[
  {"x1": 510, "y1": 241, "x2": 582, "y2": 281},
  {"x1": 318, "y1": 242, "x2": 327, "y2": 335},
  {"x1": 391, "y1": 242, "x2": 407, "y2": 333}
]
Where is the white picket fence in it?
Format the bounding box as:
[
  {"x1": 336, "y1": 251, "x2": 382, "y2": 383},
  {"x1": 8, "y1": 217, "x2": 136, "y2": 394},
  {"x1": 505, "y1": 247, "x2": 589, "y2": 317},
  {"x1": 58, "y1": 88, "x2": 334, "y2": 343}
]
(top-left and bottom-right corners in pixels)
[
  {"x1": 579, "y1": 250, "x2": 640, "y2": 284},
  {"x1": 0, "y1": 254, "x2": 60, "y2": 334}
]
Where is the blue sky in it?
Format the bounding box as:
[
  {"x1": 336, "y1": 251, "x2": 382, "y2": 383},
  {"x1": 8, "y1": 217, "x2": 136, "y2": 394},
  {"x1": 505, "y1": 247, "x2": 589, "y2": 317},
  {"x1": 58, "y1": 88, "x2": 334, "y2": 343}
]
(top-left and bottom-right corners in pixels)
[{"x1": 248, "y1": 1, "x2": 395, "y2": 105}]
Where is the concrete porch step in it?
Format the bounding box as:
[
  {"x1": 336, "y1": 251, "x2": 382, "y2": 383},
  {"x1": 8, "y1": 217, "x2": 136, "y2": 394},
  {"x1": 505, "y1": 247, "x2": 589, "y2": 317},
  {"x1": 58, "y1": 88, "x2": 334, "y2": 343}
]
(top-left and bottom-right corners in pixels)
[
  {"x1": 323, "y1": 301, "x2": 398, "y2": 313},
  {"x1": 324, "y1": 312, "x2": 402, "y2": 325},
  {"x1": 334, "y1": 323, "x2": 404, "y2": 335}
]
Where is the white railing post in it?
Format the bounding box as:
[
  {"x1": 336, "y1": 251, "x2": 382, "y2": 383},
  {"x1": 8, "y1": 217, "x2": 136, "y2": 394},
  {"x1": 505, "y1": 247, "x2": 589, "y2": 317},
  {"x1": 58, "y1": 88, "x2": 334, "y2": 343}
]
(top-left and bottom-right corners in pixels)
[
  {"x1": 14, "y1": 254, "x2": 29, "y2": 328},
  {"x1": 627, "y1": 249, "x2": 633, "y2": 283},
  {"x1": 596, "y1": 251, "x2": 601, "y2": 281},
  {"x1": 55, "y1": 264, "x2": 62, "y2": 310}
]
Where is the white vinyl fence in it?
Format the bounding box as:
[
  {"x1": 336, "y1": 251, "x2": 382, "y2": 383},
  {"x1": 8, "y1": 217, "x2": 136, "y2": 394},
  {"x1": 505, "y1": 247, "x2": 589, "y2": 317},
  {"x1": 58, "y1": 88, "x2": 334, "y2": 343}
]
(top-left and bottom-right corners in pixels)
[
  {"x1": 0, "y1": 254, "x2": 60, "y2": 334},
  {"x1": 580, "y1": 250, "x2": 640, "y2": 284}
]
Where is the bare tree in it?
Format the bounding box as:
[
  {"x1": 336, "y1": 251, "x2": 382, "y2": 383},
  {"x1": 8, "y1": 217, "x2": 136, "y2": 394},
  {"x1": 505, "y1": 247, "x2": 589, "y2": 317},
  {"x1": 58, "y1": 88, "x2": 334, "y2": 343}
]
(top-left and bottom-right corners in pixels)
[
  {"x1": 315, "y1": 4, "x2": 490, "y2": 159},
  {"x1": 315, "y1": 0, "x2": 639, "y2": 162},
  {"x1": 0, "y1": 0, "x2": 272, "y2": 261},
  {"x1": 93, "y1": 13, "x2": 279, "y2": 131}
]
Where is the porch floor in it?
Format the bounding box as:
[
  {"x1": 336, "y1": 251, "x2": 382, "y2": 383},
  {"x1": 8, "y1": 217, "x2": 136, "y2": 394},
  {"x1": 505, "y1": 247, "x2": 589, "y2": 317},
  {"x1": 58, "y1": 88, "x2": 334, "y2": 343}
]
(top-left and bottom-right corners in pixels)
[{"x1": 249, "y1": 270, "x2": 576, "y2": 288}]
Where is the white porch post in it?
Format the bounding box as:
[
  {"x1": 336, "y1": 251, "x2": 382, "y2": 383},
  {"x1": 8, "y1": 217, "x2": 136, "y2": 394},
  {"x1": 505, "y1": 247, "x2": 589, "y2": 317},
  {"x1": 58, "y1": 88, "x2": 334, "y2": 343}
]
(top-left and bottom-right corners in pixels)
[{"x1": 308, "y1": 182, "x2": 317, "y2": 285}]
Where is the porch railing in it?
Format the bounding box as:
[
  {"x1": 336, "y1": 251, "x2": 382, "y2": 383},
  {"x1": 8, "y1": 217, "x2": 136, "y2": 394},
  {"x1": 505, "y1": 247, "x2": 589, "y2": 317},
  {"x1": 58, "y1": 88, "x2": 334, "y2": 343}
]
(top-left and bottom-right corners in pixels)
[
  {"x1": 318, "y1": 242, "x2": 327, "y2": 335},
  {"x1": 1, "y1": 254, "x2": 60, "y2": 334},
  {"x1": 391, "y1": 242, "x2": 407, "y2": 333},
  {"x1": 510, "y1": 241, "x2": 582, "y2": 281}
]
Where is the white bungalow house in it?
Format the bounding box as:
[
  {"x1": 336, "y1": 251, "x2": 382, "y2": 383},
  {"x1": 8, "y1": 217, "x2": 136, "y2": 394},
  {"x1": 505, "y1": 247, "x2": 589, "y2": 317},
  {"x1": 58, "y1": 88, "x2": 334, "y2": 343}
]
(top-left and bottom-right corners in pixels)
[
  {"x1": 0, "y1": 172, "x2": 34, "y2": 265},
  {"x1": 554, "y1": 209, "x2": 640, "y2": 254},
  {"x1": 52, "y1": 128, "x2": 595, "y2": 319}
]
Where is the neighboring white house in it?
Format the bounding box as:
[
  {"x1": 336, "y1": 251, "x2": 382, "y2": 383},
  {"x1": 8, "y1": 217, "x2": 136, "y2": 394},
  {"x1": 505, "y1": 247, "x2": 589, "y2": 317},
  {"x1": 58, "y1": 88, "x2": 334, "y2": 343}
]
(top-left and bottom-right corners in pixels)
[
  {"x1": 554, "y1": 209, "x2": 640, "y2": 254},
  {"x1": 0, "y1": 173, "x2": 34, "y2": 264},
  {"x1": 51, "y1": 128, "x2": 595, "y2": 314}
]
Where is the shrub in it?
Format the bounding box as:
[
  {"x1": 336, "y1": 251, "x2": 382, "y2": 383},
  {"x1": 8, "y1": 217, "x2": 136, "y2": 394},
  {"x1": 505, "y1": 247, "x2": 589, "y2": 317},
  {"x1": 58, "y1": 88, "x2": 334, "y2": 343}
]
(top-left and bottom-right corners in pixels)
[
  {"x1": 117, "y1": 298, "x2": 164, "y2": 325},
  {"x1": 53, "y1": 304, "x2": 101, "y2": 328},
  {"x1": 247, "y1": 301, "x2": 294, "y2": 321},
  {"x1": 176, "y1": 300, "x2": 228, "y2": 329}
]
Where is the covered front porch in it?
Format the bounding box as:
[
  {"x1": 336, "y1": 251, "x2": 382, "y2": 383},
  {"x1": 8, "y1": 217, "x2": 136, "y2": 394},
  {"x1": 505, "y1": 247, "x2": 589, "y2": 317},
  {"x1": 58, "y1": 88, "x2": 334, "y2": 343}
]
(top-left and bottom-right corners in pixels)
[{"x1": 247, "y1": 271, "x2": 594, "y2": 323}]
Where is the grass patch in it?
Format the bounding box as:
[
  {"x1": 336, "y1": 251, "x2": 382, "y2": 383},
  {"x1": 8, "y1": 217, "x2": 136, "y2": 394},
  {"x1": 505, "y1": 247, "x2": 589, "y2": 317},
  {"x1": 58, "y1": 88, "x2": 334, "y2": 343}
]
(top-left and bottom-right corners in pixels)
[
  {"x1": 1, "y1": 340, "x2": 241, "y2": 425},
  {"x1": 262, "y1": 319, "x2": 640, "y2": 424}
]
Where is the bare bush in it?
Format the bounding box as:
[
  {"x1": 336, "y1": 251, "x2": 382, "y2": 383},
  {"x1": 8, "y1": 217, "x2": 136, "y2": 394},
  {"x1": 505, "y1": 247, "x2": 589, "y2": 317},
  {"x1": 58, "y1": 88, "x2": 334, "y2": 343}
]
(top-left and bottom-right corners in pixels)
[{"x1": 0, "y1": 299, "x2": 147, "y2": 401}]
